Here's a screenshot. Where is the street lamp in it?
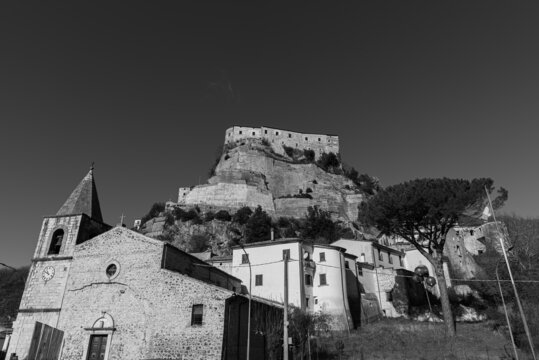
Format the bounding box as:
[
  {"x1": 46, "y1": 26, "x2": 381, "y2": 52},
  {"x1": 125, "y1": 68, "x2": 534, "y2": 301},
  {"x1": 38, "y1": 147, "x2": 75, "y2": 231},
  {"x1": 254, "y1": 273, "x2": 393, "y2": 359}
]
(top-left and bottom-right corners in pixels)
[{"x1": 413, "y1": 265, "x2": 436, "y2": 317}]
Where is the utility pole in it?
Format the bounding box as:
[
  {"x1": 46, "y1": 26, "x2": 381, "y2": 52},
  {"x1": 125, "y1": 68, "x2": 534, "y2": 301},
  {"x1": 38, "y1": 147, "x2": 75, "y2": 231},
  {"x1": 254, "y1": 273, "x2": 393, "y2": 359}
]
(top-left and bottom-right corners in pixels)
[
  {"x1": 283, "y1": 253, "x2": 289, "y2": 360},
  {"x1": 486, "y1": 187, "x2": 537, "y2": 360}
]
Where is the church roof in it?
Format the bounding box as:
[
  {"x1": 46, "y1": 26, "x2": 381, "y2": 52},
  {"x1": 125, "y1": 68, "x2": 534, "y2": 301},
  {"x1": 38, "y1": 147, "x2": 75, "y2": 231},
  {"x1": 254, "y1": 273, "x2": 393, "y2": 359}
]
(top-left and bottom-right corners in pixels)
[{"x1": 56, "y1": 167, "x2": 103, "y2": 222}]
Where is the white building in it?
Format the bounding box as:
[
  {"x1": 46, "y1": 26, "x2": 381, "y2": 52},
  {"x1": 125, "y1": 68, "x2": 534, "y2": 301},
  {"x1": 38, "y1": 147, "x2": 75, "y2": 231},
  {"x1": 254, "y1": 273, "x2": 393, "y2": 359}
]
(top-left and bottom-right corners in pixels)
[{"x1": 230, "y1": 239, "x2": 358, "y2": 330}]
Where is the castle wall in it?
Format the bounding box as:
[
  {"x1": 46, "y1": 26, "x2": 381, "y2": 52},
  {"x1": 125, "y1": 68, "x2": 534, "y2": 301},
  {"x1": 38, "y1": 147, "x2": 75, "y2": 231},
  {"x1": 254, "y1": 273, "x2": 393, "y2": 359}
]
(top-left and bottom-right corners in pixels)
[
  {"x1": 225, "y1": 126, "x2": 339, "y2": 158},
  {"x1": 182, "y1": 183, "x2": 276, "y2": 213}
]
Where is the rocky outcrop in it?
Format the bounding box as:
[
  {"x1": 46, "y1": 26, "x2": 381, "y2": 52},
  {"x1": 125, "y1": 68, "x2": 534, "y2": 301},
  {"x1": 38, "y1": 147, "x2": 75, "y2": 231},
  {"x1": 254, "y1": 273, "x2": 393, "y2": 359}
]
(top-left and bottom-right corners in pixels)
[{"x1": 179, "y1": 139, "x2": 364, "y2": 222}]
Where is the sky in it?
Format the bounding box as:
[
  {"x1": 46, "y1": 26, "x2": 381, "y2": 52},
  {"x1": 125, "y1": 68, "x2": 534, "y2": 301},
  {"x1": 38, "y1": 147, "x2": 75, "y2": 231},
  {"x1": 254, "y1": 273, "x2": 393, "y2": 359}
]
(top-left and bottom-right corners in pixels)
[{"x1": 1, "y1": 1, "x2": 539, "y2": 267}]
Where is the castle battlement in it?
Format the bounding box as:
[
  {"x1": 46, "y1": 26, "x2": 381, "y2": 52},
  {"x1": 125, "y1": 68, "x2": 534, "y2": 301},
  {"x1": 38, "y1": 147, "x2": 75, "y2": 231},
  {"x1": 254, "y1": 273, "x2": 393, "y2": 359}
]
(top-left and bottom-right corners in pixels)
[{"x1": 224, "y1": 126, "x2": 339, "y2": 158}]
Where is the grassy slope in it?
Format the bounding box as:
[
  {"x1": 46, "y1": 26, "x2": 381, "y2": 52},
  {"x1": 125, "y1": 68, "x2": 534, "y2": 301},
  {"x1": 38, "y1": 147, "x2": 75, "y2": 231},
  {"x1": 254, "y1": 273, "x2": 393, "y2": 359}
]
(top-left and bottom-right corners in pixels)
[{"x1": 317, "y1": 319, "x2": 531, "y2": 360}]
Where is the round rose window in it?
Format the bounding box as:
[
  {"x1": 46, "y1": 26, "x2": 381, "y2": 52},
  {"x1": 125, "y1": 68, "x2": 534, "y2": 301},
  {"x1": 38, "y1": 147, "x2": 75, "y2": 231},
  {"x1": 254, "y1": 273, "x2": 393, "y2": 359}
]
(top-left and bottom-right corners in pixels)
[{"x1": 106, "y1": 264, "x2": 118, "y2": 278}]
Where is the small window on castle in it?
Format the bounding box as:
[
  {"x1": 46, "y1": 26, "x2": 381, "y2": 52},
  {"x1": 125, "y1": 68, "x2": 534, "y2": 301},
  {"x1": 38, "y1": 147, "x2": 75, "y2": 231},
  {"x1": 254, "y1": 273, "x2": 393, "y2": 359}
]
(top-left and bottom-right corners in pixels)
[
  {"x1": 319, "y1": 274, "x2": 327, "y2": 285},
  {"x1": 289, "y1": 134, "x2": 291, "y2": 138},
  {"x1": 265, "y1": 130, "x2": 267, "y2": 134},
  {"x1": 305, "y1": 137, "x2": 308, "y2": 141},
  {"x1": 357, "y1": 266, "x2": 363, "y2": 276},
  {"x1": 239, "y1": 131, "x2": 242, "y2": 134},
  {"x1": 378, "y1": 250, "x2": 383, "y2": 262},
  {"x1": 191, "y1": 304, "x2": 203, "y2": 326},
  {"x1": 386, "y1": 291, "x2": 393, "y2": 302},
  {"x1": 319, "y1": 252, "x2": 326, "y2": 262},
  {"x1": 318, "y1": 138, "x2": 321, "y2": 141},
  {"x1": 305, "y1": 274, "x2": 312, "y2": 286},
  {"x1": 388, "y1": 253, "x2": 393, "y2": 264},
  {"x1": 345, "y1": 261, "x2": 349, "y2": 269},
  {"x1": 48, "y1": 229, "x2": 64, "y2": 255},
  {"x1": 252, "y1": 132, "x2": 255, "y2": 136},
  {"x1": 255, "y1": 274, "x2": 263, "y2": 286},
  {"x1": 399, "y1": 256, "x2": 404, "y2": 267},
  {"x1": 276, "y1": 131, "x2": 279, "y2": 135},
  {"x1": 241, "y1": 254, "x2": 249, "y2": 264}
]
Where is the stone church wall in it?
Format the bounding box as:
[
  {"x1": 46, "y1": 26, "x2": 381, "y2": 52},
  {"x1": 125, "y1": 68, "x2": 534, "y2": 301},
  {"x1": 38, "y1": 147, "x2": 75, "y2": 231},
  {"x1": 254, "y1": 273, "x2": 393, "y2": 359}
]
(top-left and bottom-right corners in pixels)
[{"x1": 57, "y1": 228, "x2": 233, "y2": 360}]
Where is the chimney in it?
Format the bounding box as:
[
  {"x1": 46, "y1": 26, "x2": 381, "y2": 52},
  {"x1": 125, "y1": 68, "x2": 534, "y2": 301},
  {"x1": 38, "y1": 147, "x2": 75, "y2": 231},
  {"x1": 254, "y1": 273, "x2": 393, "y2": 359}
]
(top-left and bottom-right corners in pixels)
[{"x1": 270, "y1": 227, "x2": 274, "y2": 241}]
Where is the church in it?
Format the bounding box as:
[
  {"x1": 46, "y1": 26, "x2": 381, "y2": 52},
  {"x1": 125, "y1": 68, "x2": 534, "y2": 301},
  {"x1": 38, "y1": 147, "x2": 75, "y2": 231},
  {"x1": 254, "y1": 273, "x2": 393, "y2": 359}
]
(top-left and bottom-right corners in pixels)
[{"x1": 7, "y1": 168, "x2": 279, "y2": 360}]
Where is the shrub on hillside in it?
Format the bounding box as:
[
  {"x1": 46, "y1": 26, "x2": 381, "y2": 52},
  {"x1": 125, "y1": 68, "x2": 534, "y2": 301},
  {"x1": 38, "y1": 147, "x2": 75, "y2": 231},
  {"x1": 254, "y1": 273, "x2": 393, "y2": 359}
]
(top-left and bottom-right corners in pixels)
[
  {"x1": 283, "y1": 145, "x2": 295, "y2": 158},
  {"x1": 173, "y1": 207, "x2": 186, "y2": 220},
  {"x1": 316, "y1": 152, "x2": 341, "y2": 172},
  {"x1": 233, "y1": 206, "x2": 253, "y2": 225},
  {"x1": 245, "y1": 206, "x2": 272, "y2": 243},
  {"x1": 300, "y1": 206, "x2": 339, "y2": 244},
  {"x1": 215, "y1": 210, "x2": 232, "y2": 221},
  {"x1": 205, "y1": 211, "x2": 215, "y2": 221},
  {"x1": 164, "y1": 212, "x2": 175, "y2": 226},
  {"x1": 303, "y1": 149, "x2": 315, "y2": 162},
  {"x1": 140, "y1": 202, "x2": 165, "y2": 225},
  {"x1": 189, "y1": 235, "x2": 210, "y2": 253}
]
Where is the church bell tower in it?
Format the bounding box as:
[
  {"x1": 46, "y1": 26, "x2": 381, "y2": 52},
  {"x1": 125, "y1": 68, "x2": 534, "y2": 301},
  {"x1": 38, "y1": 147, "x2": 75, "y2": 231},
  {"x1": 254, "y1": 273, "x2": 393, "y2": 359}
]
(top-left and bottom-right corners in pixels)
[{"x1": 8, "y1": 166, "x2": 111, "y2": 359}]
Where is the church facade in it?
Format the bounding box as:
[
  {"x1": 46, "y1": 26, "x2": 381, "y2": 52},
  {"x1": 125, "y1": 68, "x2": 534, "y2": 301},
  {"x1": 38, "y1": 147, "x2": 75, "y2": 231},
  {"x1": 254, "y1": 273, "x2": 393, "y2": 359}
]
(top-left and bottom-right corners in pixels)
[{"x1": 7, "y1": 168, "x2": 255, "y2": 360}]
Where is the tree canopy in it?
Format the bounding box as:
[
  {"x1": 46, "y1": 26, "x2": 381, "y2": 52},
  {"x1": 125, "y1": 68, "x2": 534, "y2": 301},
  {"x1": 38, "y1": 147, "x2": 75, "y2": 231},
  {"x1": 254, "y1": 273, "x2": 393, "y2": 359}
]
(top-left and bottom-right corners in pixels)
[
  {"x1": 358, "y1": 178, "x2": 507, "y2": 261},
  {"x1": 245, "y1": 206, "x2": 272, "y2": 243},
  {"x1": 358, "y1": 177, "x2": 507, "y2": 337}
]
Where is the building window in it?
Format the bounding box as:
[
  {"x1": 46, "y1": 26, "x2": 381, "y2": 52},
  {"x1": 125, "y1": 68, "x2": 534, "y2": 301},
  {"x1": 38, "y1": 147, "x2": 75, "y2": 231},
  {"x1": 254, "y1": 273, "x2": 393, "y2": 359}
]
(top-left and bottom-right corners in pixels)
[
  {"x1": 345, "y1": 261, "x2": 349, "y2": 269},
  {"x1": 252, "y1": 132, "x2": 255, "y2": 136},
  {"x1": 239, "y1": 131, "x2": 242, "y2": 134},
  {"x1": 378, "y1": 250, "x2": 383, "y2": 262},
  {"x1": 318, "y1": 138, "x2": 321, "y2": 141},
  {"x1": 289, "y1": 134, "x2": 292, "y2": 138},
  {"x1": 106, "y1": 264, "x2": 117, "y2": 279},
  {"x1": 283, "y1": 249, "x2": 290, "y2": 260},
  {"x1": 314, "y1": 298, "x2": 318, "y2": 305},
  {"x1": 386, "y1": 291, "x2": 393, "y2": 302},
  {"x1": 319, "y1": 252, "x2": 326, "y2": 262},
  {"x1": 306, "y1": 297, "x2": 309, "y2": 307},
  {"x1": 388, "y1": 253, "x2": 393, "y2": 264},
  {"x1": 191, "y1": 304, "x2": 203, "y2": 325},
  {"x1": 255, "y1": 274, "x2": 263, "y2": 286},
  {"x1": 241, "y1": 254, "x2": 249, "y2": 264},
  {"x1": 305, "y1": 137, "x2": 308, "y2": 141},
  {"x1": 276, "y1": 131, "x2": 279, "y2": 135},
  {"x1": 48, "y1": 229, "x2": 64, "y2": 255},
  {"x1": 399, "y1": 256, "x2": 404, "y2": 267},
  {"x1": 305, "y1": 274, "x2": 313, "y2": 286},
  {"x1": 319, "y1": 274, "x2": 327, "y2": 286},
  {"x1": 357, "y1": 266, "x2": 363, "y2": 276}
]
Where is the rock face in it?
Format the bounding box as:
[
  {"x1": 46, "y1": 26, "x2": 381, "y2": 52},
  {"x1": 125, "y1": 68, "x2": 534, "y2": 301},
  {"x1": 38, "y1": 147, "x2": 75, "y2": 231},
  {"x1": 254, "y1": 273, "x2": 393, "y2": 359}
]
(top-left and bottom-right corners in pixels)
[{"x1": 177, "y1": 138, "x2": 364, "y2": 222}]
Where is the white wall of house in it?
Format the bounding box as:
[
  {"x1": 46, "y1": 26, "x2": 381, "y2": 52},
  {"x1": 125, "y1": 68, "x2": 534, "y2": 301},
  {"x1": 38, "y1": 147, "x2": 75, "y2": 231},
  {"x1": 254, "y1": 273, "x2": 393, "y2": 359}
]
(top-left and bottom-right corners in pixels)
[
  {"x1": 231, "y1": 240, "x2": 305, "y2": 308},
  {"x1": 312, "y1": 245, "x2": 353, "y2": 329}
]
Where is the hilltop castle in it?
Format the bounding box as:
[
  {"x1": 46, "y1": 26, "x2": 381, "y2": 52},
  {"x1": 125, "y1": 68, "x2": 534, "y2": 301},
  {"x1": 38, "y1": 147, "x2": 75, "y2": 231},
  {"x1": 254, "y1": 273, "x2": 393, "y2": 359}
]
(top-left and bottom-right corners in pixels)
[{"x1": 224, "y1": 126, "x2": 340, "y2": 159}]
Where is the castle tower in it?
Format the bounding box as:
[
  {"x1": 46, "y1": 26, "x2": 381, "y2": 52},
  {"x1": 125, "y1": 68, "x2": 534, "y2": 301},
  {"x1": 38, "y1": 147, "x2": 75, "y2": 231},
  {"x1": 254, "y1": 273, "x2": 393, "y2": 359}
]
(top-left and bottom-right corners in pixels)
[{"x1": 7, "y1": 167, "x2": 111, "y2": 359}]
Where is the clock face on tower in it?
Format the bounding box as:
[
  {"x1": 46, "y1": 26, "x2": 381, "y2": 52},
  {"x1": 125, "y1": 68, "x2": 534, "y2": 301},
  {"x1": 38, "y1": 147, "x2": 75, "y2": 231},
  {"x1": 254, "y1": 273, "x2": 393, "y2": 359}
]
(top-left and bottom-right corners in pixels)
[{"x1": 42, "y1": 266, "x2": 55, "y2": 282}]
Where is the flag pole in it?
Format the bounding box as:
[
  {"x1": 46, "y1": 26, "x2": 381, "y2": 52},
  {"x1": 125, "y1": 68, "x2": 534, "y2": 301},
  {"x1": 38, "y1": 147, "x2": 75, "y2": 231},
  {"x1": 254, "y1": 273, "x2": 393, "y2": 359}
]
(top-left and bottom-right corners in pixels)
[{"x1": 485, "y1": 187, "x2": 537, "y2": 359}]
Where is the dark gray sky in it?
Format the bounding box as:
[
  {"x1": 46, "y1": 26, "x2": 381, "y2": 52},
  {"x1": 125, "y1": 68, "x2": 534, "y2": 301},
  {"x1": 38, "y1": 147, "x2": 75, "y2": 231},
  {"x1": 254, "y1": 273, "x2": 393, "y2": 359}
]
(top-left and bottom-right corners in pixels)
[{"x1": 2, "y1": 1, "x2": 539, "y2": 267}]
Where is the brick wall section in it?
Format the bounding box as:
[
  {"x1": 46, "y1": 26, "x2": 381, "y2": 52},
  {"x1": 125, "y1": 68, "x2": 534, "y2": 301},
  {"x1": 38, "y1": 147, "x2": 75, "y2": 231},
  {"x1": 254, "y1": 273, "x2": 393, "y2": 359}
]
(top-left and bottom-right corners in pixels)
[{"x1": 58, "y1": 227, "x2": 234, "y2": 360}]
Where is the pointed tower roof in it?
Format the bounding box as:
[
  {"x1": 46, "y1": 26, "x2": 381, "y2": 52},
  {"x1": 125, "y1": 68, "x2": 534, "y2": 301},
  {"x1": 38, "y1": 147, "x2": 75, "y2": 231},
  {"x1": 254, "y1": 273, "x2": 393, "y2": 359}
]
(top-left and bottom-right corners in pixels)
[{"x1": 56, "y1": 166, "x2": 103, "y2": 222}]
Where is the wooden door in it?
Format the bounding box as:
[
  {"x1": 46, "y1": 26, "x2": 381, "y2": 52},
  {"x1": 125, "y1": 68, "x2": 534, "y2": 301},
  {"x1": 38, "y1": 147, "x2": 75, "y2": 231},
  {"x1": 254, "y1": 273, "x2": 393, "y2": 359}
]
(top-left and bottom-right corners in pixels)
[{"x1": 86, "y1": 335, "x2": 107, "y2": 360}]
